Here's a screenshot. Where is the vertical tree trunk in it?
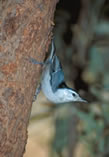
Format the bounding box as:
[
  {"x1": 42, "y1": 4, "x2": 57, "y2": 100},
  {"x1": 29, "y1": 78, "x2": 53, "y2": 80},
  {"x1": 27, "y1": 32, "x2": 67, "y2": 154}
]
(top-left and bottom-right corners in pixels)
[{"x1": 0, "y1": 0, "x2": 58, "y2": 156}]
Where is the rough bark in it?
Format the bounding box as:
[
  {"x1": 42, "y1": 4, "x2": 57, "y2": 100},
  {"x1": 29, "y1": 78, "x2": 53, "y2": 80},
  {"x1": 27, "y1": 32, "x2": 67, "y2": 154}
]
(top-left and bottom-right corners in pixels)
[{"x1": 0, "y1": 0, "x2": 58, "y2": 156}]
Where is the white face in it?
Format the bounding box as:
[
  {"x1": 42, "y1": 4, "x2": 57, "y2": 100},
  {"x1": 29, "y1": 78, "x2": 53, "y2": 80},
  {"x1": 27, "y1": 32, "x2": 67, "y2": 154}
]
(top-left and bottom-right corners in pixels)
[
  {"x1": 69, "y1": 90, "x2": 82, "y2": 102},
  {"x1": 57, "y1": 88, "x2": 86, "y2": 103}
]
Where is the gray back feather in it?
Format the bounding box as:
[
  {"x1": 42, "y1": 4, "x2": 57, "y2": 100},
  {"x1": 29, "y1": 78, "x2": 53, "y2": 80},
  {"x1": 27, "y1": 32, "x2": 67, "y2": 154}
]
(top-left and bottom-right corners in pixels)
[{"x1": 50, "y1": 55, "x2": 65, "y2": 92}]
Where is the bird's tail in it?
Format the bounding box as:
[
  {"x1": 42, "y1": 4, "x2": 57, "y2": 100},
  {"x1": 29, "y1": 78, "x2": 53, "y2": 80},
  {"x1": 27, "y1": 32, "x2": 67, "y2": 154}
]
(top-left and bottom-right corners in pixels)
[{"x1": 46, "y1": 39, "x2": 56, "y2": 64}]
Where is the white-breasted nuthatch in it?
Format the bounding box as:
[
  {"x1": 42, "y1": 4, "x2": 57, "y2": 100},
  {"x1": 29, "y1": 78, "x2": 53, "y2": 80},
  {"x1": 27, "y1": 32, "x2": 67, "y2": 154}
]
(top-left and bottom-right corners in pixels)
[{"x1": 29, "y1": 40, "x2": 87, "y2": 104}]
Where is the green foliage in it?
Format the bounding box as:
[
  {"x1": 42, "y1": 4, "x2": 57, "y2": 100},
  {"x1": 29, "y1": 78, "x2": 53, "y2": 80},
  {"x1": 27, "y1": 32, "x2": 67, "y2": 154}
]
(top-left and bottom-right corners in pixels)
[{"x1": 51, "y1": 1, "x2": 109, "y2": 157}]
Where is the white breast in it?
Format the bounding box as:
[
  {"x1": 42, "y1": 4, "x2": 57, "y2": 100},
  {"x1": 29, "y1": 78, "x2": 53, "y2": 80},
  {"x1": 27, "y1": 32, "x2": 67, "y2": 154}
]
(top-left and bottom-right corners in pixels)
[{"x1": 41, "y1": 66, "x2": 64, "y2": 104}]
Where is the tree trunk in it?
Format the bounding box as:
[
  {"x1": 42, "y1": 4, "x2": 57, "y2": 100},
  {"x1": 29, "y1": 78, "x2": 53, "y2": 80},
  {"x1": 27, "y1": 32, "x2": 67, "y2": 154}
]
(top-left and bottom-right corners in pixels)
[{"x1": 0, "y1": 0, "x2": 58, "y2": 156}]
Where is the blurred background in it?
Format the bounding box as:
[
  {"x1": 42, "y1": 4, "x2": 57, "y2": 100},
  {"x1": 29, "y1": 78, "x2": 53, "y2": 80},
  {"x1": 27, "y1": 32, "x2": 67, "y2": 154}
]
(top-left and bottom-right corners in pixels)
[{"x1": 24, "y1": 0, "x2": 109, "y2": 157}]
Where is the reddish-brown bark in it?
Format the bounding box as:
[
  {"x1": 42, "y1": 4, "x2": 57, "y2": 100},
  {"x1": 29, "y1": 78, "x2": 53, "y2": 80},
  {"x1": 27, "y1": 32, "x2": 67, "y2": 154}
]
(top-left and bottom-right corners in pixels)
[{"x1": 0, "y1": 0, "x2": 58, "y2": 156}]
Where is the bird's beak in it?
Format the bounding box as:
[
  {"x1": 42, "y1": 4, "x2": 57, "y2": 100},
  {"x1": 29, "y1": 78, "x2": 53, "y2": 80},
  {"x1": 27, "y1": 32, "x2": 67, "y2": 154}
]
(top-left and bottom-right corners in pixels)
[{"x1": 77, "y1": 97, "x2": 88, "y2": 103}]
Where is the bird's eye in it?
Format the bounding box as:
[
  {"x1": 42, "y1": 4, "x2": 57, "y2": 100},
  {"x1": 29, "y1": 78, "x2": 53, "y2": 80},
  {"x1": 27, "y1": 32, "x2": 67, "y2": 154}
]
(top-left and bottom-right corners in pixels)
[{"x1": 72, "y1": 93, "x2": 76, "y2": 97}]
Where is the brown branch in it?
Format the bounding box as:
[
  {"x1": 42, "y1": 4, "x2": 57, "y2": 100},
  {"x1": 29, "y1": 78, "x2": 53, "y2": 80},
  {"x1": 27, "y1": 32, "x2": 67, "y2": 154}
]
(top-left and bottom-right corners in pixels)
[
  {"x1": 0, "y1": 0, "x2": 58, "y2": 156},
  {"x1": 72, "y1": 0, "x2": 105, "y2": 66}
]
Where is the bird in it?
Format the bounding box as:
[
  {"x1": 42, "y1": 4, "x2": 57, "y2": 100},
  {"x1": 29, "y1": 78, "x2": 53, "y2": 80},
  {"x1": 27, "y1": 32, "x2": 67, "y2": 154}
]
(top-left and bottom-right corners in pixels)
[{"x1": 29, "y1": 39, "x2": 87, "y2": 104}]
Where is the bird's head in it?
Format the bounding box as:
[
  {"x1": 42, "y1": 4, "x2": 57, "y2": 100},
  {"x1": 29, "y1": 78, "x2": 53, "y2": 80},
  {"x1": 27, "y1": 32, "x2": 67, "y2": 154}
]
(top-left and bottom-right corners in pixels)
[{"x1": 58, "y1": 88, "x2": 87, "y2": 103}]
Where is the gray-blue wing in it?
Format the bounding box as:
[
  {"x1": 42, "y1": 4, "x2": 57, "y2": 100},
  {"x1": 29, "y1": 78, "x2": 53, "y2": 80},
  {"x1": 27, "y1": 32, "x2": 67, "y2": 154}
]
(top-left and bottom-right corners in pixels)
[
  {"x1": 50, "y1": 55, "x2": 65, "y2": 92},
  {"x1": 51, "y1": 70, "x2": 64, "y2": 92}
]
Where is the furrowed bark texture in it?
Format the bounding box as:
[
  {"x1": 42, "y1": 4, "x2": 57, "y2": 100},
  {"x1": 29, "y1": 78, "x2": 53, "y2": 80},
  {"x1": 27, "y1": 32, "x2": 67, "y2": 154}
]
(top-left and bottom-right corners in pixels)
[{"x1": 0, "y1": 0, "x2": 58, "y2": 156}]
